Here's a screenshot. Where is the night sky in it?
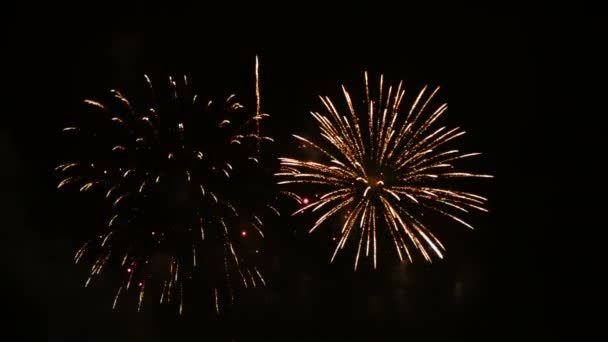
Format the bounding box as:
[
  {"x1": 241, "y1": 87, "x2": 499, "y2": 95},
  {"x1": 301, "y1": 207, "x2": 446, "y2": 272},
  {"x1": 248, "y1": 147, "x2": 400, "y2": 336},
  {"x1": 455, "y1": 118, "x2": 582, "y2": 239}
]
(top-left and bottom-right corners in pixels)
[{"x1": 4, "y1": 4, "x2": 565, "y2": 341}]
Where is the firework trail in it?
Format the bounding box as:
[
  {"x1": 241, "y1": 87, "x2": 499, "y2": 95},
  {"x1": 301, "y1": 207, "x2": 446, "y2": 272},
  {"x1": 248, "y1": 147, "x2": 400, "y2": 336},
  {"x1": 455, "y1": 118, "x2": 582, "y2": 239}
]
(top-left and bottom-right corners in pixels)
[
  {"x1": 277, "y1": 72, "x2": 491, "y2": 269},
  {"x1": 57, "y1": 57, "x2": 276, "y2": 313}
]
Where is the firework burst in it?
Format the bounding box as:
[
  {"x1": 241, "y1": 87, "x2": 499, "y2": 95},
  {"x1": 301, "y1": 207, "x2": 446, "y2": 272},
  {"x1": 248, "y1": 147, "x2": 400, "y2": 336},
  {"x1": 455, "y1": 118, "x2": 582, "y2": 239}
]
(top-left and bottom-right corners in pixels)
[
  {"x1": 57, "y1": 57, "x2": 276, "y2": 313},
  {"x1": 277, "y1": 72, "x2": 492, "y2": 269}
]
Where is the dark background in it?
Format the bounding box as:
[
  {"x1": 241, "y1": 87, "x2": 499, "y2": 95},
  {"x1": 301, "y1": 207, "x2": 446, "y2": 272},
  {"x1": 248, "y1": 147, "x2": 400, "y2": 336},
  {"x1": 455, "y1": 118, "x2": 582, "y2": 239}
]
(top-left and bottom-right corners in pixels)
[{"x1": 4, "y1": 3, "x2": 569, "y2": 341}]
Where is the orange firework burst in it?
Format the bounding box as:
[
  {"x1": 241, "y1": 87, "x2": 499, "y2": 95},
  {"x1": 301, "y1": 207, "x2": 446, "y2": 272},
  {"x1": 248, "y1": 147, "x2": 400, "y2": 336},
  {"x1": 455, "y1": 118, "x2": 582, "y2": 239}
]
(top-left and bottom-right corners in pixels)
[
  {"x1": 57, "y1": 57, "x2": 276, "y2": 314},
  {"x1": 277, "y1": 72, "x2": 492, "y2": 269}
]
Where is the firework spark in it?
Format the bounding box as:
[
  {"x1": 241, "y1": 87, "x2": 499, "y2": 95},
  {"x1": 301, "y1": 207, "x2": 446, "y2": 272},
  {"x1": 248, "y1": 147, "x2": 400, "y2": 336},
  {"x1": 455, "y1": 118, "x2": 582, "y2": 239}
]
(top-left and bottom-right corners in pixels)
[
  {"x1": 277, "y1": 72, "x2": 492, "y2": 269},
  {"x1": 57, "y1": 57, "x2": 276, "y2": 313}
]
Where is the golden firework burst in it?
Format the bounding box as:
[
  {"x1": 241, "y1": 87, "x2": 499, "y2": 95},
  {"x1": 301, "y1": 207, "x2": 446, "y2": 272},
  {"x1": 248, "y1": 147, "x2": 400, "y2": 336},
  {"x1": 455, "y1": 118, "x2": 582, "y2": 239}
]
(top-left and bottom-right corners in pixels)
[{"x1": 277, "y1": 72, "x2": 492, "y2": 269}]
